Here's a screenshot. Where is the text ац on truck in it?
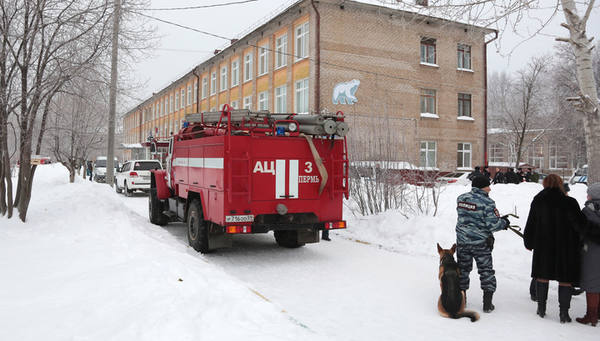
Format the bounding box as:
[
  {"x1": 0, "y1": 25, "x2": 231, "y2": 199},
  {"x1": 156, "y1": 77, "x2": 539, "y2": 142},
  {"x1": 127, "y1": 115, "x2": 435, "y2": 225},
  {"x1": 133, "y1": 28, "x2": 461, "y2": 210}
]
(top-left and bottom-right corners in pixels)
[{"x1": 148, "y1": 104, "x2": 350, "y2": 253}]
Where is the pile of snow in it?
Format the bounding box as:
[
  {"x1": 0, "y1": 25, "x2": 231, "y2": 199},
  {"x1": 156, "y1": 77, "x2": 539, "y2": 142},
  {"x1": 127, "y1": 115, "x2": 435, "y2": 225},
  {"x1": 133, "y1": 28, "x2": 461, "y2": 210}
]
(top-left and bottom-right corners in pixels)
[
  {"x1": 0, "y1": 164, "x2": 317, "y2": 341},
  {"x1": 2, "y1": 164, "x2": 598, "y2": 340}
]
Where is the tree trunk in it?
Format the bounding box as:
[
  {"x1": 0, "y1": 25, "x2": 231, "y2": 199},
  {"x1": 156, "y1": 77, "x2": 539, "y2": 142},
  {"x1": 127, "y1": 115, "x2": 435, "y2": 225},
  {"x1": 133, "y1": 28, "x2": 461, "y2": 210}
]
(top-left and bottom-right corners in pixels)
[
  {"x1": 17, "y1": 141, "x2": 33, "y2": 222},
  {"x1": 106, "y1": 0, "x2": 121, "y2": 187},
  {"x1": 69, "y1": 166, "x2": 75, "y2": 183},
  {"x1": 560, "y1": 0, "x2": 600, "y2": 182}
]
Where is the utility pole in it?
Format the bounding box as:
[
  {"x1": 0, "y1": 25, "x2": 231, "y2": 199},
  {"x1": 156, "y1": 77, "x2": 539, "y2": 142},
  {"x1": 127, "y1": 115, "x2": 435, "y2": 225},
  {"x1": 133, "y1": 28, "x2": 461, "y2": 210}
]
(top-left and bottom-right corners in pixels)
[{"x1": 106, "y1": 0, "x2": 120, "y2": 187}]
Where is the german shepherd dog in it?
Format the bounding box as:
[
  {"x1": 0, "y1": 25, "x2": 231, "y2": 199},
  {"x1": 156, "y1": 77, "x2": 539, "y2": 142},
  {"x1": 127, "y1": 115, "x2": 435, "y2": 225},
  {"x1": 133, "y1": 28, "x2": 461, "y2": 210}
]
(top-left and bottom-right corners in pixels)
[{"x1": 437, "y1": 243, "x2": 479, "y2": 322}]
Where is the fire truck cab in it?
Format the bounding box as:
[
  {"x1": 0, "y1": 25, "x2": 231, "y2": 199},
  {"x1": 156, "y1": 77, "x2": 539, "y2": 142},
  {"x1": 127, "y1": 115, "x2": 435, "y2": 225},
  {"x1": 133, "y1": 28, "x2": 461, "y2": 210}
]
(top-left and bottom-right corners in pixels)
[{"x1": 149, "y1": 105, "x2": 349, "y2": 253}]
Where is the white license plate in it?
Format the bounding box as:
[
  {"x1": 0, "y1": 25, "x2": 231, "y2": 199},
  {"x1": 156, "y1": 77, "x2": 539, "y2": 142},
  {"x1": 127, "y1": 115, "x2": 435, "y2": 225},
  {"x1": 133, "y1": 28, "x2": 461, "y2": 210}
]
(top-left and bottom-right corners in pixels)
[{"x1": 225, "y1": 215, "x2": 254, "y2": 223}]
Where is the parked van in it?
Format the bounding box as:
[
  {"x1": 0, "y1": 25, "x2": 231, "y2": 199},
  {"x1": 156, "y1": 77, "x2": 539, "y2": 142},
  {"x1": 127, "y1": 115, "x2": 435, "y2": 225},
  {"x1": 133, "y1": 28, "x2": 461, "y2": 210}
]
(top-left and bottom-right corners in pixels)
[{"x1": 93, "y1": 156, "x2": 119, "y2": 183}]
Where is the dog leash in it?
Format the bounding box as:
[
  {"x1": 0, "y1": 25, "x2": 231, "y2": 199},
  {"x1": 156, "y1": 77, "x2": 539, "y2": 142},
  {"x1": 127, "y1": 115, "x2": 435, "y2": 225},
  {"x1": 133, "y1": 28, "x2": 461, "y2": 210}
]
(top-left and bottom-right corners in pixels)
[{"x1": 503, "y1": 213, "x2": 524, "y2": 238}]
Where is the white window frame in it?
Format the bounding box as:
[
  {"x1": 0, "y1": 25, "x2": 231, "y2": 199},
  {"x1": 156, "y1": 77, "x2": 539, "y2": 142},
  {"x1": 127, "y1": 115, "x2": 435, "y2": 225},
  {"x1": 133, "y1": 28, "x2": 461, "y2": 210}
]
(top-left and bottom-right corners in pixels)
[
  {"x1": 175, "y1": 92, "x2": 179, "y2": 110},
  {"x1": 295, "y1": 22, "x2": 309, "y2": 61},
  {"x1": 244, "y1": 53, "x2": 253, "y2": 82},
  {"x1": 528, "y1": 142, "x2": 545, "y2": 169},
  {"x1": 458, "y1": 93, "x2": 472, "y2": 117},
  {"x1": 202, "y1": 77, "x2": 208, "y2": 99},
  {"x1": 258, "y1": 91, "x2": 269, "y2": 111},
  {"x1": 457, "y1": 44, "x2": 472, "y2": 70},
  {"x1": 230, "y1": 100, "x2": 239, "y2": 109},
  {"x1": 489, "y1": 143, "x2": 504, "y2": 164},
  {"x1": 275, "y1": 85, "x2": 287, "y2": 113},
  {"x1": 210, "y1": 72, "x2": 217, "y2": 95},
  {"x1": 193, "y1": 82, "x2": 198, "y2": 103},
  {"x1": 549, "y1": 142, "x2": 569, "y2": 169},
  {"x1": 243, "y1": 95, "x2": 252, "y2": 110},
  {"x1": 420, "y1": 141, "x2": 437, "y2": 168},
  {"x1": 231, "y1": 60, "x2": 239, "y2": 87},
  {"x1": 420, "y1": 89, "x2": 437, "y2": 115},
  {"x1": 276, "y1": 34, "x2": 288, "y2": 69},
  {"x1": 258, "y1": 44, "x2": 269, "y2": 76},
  {"x1": 420, "y1": 37, "x2": 437, "y2": 65},
  {"x1": 220, "y1": 66, "x2": 228, "y2": 91},
  {"x1": 180, "y1": 89, "x2": 185, "y2": 109},
  {"x1": 295, "y1": 78, "x2": 309, "y2": 113},
  {"x1": 457, "y1": 142, "x2": 472, "y2": 169},
  {"x1": 187, "y1": 85, "x2": 192, "y2": 105}
]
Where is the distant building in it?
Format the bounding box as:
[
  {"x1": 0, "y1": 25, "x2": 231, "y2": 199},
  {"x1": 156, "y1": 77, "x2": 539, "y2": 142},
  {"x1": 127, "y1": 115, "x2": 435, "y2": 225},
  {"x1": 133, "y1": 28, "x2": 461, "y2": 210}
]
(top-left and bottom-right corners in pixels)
[
  {"x1": 487, "y1": 128, "x2": 585, "y2": 176},
  {"x1": 122, "y1": 0, "x2": 495, "y2": 171}
]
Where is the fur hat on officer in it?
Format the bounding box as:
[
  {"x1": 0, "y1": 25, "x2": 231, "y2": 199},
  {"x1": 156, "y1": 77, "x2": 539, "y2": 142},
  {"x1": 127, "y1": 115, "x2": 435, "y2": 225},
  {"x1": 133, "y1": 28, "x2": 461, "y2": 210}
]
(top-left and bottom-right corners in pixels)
[{"x1": 472, "y1": 175, "x2": 491, "y2": 189}]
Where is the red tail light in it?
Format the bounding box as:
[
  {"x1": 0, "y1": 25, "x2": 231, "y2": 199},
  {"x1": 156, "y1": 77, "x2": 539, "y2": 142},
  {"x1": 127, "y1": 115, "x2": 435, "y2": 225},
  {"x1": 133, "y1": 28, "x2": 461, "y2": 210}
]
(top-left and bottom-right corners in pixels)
[
  {"x1": 448, "y1": 179, "x2": 457, "y2": 183},
  {"x1": 325, "y1": 221, "x2": 346, "y2": 230},
  {"x1": 129, "y1": 172, "x2": 138, "y2": 177},
  {"x1": 226, "y1": 225, "x2": 252, "y2": 234}
]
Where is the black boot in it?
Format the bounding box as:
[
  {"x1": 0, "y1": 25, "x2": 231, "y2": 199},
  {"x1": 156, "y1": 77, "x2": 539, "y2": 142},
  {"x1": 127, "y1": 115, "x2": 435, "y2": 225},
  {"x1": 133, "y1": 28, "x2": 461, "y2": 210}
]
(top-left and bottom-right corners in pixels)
[
  {"x1": 529, "y1": 278, "x2": 537, "y2": 302},
  {"x1": 559, "y1": 285, "x2": 572, "y2": 323},
  {"x1": 483, "y1": 291, "x2": 495, "y2": 313},
  {"x1": 536, "y1": 281, "x2": 549, "y2": 318}
]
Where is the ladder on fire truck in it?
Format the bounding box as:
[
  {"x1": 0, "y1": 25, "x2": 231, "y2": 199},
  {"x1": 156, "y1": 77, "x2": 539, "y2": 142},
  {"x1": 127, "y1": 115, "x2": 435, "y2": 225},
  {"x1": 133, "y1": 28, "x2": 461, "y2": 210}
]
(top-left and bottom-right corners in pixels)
[{"x1": 183, "y1": 105, "x2": 350, "y2": 202}]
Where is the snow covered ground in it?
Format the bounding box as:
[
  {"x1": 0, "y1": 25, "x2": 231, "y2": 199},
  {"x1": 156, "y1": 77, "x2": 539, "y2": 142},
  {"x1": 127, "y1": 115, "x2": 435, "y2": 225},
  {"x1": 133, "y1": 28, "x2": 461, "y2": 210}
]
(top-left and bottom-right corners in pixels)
[{"x1": 1, "y1": 164, "x2": 598, "y2": 340}]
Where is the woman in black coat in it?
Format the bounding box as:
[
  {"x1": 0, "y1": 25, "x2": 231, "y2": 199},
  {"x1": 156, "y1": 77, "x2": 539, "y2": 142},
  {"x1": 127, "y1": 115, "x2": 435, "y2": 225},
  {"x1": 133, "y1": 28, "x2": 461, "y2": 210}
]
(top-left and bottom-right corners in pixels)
[{"x1": 524, "y1": 174, "x2": 584, "y2": 323}]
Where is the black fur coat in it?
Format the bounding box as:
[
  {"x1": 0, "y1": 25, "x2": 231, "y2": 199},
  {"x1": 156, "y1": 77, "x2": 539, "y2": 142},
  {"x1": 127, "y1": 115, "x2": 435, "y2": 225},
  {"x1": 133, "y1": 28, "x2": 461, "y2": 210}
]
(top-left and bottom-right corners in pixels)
[{"x1": 523, "y1": 188, "x2": 584, "y2": 283}]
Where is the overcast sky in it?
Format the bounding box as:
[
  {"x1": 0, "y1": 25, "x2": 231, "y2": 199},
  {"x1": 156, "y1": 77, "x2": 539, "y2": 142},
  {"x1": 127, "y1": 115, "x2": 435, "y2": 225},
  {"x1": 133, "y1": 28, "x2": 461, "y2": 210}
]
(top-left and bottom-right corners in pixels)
[{"x1": 125, "y1": 0, "x2": 600, "y2": 109}]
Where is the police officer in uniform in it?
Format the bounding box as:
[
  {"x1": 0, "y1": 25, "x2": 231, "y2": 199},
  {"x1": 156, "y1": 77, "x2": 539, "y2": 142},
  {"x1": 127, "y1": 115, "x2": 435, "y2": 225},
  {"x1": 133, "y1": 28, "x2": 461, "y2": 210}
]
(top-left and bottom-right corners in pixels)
[{"x1": 456, "y1": 175, "x2": 509, "y2": 312}]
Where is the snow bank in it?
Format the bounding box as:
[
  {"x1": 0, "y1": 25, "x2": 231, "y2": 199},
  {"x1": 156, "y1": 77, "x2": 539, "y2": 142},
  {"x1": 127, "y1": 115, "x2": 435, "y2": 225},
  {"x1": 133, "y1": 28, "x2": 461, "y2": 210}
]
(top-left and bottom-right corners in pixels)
[{"x1": 0, "y1": 164, "x2": 316, "y2": 341}]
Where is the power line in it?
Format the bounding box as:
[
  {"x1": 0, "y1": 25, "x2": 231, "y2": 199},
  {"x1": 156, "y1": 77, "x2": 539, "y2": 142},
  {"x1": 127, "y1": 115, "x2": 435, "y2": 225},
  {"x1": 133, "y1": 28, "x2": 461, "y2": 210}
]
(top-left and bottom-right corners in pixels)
[
  {"x1": 155, "y1": 48, "x2": 213, "y2": 53},
  {"x1": 143, "y1": 0, "x2": 258, "y2": 11},
  {"x1": 135, "y1": 12, "x2": 230, "y2": 40},
  {"x1": 133, "y1": 11, "x2": 486, "y2": 90}
]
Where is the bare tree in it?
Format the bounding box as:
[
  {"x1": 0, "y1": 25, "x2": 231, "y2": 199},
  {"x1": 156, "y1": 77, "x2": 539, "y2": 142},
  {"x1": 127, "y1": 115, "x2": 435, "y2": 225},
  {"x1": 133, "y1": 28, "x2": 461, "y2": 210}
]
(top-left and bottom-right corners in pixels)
[
  {"x1": 378, "y1": 0, "x2": 600, "y2": 181},
  {"x1": 0, "y1": 0, "x2": 111, "y2": 221},
  {"x1": 490, "y1": 57, "x2": 550, "y2": 169},
  {"x1": 49, "y1": 78, "x2": 107, "y2": 183}
]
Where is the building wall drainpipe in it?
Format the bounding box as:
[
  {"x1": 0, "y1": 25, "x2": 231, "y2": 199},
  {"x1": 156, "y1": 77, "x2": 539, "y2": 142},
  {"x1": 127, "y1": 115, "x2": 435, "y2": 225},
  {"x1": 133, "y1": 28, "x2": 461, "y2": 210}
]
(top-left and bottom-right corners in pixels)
[
  {"x1": 192, "y1": 67, "x2": 201, "y2": 113},
  {"x1": 311, "y1": 0, "x2": 321, "y2": 113},
  {"x1": 484, "y1": 30, "x2": 498, "y2": 166}
]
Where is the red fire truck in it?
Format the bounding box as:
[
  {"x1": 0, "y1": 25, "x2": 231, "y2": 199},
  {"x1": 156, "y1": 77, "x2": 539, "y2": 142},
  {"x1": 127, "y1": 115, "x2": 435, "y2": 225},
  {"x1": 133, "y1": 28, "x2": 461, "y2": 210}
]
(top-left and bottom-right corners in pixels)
[{"x1": 149, "y1": 105, "x2": 349, "y2": 253}]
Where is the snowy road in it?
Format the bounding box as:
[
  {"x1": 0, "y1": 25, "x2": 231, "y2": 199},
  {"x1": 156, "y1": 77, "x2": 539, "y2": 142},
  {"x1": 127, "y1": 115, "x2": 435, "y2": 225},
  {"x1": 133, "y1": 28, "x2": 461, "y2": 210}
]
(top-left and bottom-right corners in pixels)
[{"x1": 118, "y1": 193, "x2": 598, "y2": 341}]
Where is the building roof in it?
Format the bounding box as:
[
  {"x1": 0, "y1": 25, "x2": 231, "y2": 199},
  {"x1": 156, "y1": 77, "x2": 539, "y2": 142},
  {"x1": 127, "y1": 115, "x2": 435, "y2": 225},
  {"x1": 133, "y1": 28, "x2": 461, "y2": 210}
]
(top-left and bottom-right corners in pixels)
[{"x1": 123, "y1": 0, "x2": 497, "y2": 119}]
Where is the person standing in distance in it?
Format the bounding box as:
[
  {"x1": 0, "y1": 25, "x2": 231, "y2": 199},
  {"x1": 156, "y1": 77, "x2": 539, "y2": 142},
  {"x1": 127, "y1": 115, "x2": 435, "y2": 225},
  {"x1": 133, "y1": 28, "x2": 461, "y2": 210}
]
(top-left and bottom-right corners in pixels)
[{"x1": 456, "y1": 175, "x2": 509, "y2": 313}]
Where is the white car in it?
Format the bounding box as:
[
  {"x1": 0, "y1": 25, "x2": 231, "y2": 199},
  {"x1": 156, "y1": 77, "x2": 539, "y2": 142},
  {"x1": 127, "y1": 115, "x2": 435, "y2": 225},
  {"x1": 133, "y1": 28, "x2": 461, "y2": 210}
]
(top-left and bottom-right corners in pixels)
[
  {"x1": 115, "y1": 160, "x2": 162, "y2": 196},
  {"x1": 437, "y1": 172, "x2": 470, "y2": 185}
]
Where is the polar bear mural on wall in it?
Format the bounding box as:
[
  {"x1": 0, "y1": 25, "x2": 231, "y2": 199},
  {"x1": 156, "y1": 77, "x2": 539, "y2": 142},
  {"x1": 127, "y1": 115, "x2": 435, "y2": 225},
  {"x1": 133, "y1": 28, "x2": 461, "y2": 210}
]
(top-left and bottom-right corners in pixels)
[{"x1": 332, "y1": 79, "x2": 360, "y2": 105}]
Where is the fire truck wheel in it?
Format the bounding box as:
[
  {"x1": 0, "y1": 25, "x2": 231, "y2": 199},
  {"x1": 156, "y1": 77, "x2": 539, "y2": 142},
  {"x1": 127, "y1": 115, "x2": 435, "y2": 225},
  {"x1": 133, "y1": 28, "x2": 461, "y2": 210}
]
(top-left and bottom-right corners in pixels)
[
  {"x1": 187, "y1": 200, "x2": 210, "y2": 253},
  {"x1": 149, "y1": 188, "x2": 168, "y2": 226},
  {"x1": 274, "y1": 230, "x2": 305, "y2": 248}
]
